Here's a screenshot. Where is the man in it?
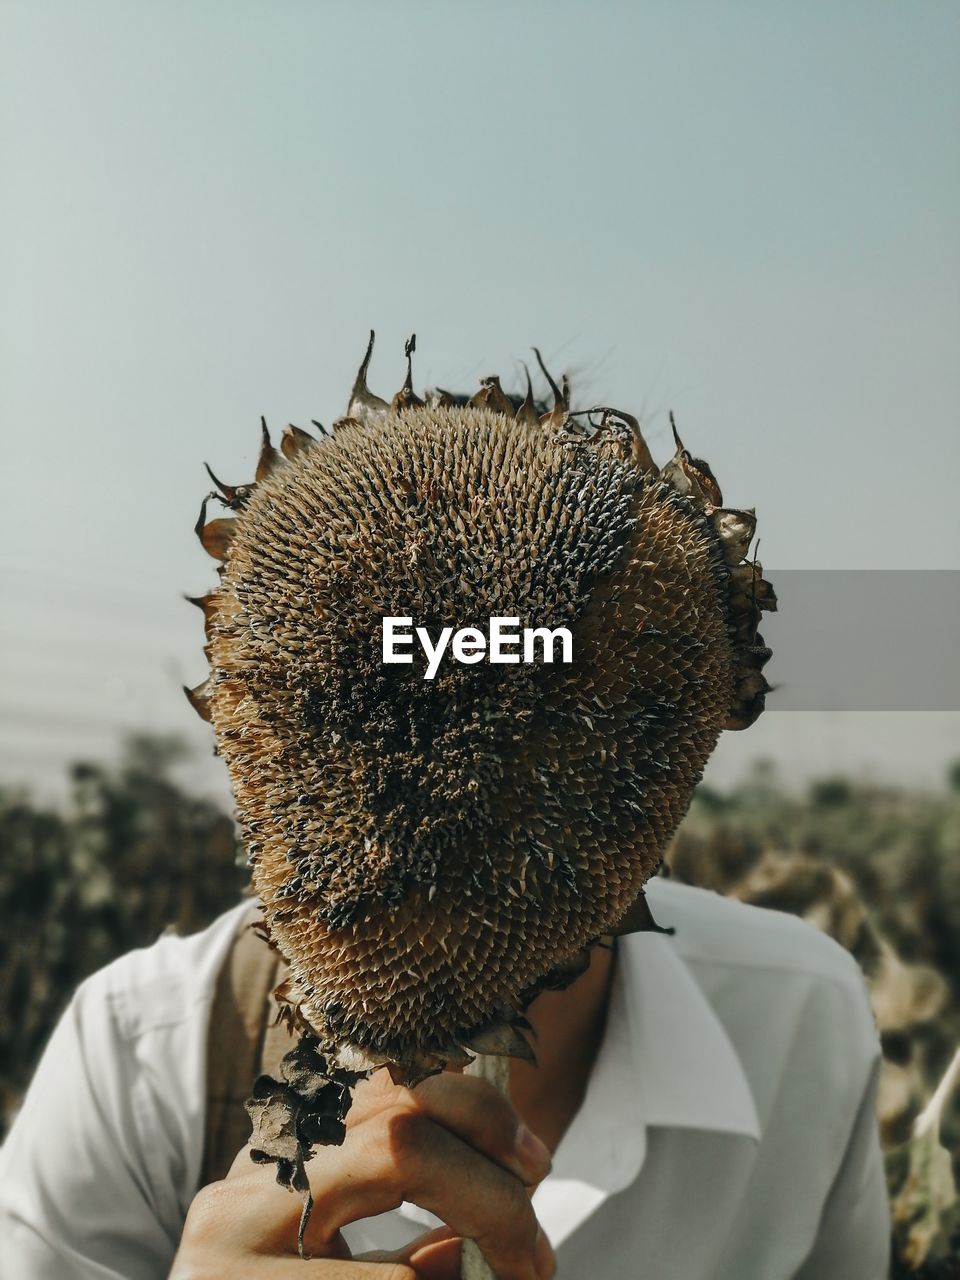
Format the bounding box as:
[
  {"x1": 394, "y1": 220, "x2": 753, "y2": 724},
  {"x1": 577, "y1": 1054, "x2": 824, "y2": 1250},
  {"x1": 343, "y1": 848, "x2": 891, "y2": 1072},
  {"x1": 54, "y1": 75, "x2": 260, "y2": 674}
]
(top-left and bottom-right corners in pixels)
[
  {"x1": 0, "y1": 345, "x2": 891, "y2": 1276},
  {"x1": 0, "y1": 874, "x2": 890, "y2": 1278}
]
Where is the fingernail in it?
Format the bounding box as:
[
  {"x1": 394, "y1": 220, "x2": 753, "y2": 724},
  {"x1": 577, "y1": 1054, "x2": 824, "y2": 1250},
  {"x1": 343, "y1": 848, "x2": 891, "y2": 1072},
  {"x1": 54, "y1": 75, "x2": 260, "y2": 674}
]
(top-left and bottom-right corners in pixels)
[
  {"x1": 534, "y1": 1224, "x2": 556, "y2": 1278},
  {"x1": 515, "y1": 1123, "x2": 552, "y2": 1175}
]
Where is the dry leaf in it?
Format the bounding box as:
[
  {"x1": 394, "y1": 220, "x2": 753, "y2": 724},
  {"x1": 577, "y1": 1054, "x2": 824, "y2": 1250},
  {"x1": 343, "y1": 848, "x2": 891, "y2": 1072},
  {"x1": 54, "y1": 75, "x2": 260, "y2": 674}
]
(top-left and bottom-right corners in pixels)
[{"x1": 888, "y1": 1046, "x2": 960, "y2": 1271}]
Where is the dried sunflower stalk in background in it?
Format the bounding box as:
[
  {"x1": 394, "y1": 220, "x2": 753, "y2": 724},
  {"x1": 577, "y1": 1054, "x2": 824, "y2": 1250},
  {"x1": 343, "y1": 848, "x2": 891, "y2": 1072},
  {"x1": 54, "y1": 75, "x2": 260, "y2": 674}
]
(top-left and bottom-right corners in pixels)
[{"x1": 186, "y1": 333, "x2": 776, "y2": 1254}]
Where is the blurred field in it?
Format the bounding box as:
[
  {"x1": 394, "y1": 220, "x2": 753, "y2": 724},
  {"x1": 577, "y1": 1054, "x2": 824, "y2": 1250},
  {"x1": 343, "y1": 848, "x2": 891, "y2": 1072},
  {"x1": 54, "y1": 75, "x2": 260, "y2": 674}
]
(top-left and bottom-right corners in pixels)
[
  {"x1": 0, "y1": 735, "x2": 247, "y2": 1130},
  {"x1": 670, "y1": 761, "x2": 960, "y2": 1155},
  {"x1": 1, "y1": 736, "x2": 958, "y2": 1269}
]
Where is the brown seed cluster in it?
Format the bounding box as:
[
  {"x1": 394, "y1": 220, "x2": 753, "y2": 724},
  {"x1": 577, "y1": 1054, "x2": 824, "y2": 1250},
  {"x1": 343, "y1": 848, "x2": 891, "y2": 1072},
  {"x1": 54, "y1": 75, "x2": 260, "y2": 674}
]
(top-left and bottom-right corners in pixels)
[{"x1": 188, "y1": 334, "x2": 776, "y2": 1083}]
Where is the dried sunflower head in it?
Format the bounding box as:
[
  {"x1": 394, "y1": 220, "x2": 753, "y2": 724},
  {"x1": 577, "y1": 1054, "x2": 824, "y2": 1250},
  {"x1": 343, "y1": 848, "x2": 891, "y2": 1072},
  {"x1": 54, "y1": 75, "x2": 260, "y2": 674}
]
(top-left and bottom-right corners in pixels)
[{"x1": 187, "y1": 333, "x2": 776, "y2": 1086}]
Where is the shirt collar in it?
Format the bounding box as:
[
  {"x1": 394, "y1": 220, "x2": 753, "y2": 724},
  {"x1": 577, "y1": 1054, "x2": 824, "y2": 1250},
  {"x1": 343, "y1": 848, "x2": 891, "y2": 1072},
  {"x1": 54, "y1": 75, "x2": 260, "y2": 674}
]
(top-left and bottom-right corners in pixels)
[
  {"x1": 614, "y1": 878, "x2": 762, "y2": 1144},
  {"x1": 400, "y1": 878, "x2": 761, "y2": 1243}
]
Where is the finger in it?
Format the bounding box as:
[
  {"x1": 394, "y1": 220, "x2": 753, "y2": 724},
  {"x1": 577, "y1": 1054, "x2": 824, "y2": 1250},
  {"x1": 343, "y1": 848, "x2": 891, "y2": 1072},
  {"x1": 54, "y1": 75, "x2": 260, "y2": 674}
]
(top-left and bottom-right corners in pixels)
[
  {"x1": 224, "y1": 1109, "x2": 549, "y2": 1276},
  {"x1": 226, "y1": 1260, "x2": 417, "y2": 1280},
  {"x1": 362, "y1": 1220, "x2": 552, "y2": 1280},
  {"x1": 222, "y1": 1072, "x2": 553, "y2": 1275},
  {"x1": 187, "y1": 1256, "x2": 417, "y2": 1280},
  {"x1": 412, "y1": 1073, "x2": 552, "y2": 1187},
  {"x1": 177, "y1": 1176, "x2": 415, "y2": 1279},
  {"x1": 401, "y1": 1229, "x2": 462, "y2": 1280},
  {"x1": 222, "y1": 1112, "x2": 539, "y2": 1273},
  {"x1": 359, "y1": 1225, "x2": 462, "y2": 1280},
  {"x1": 344, "y1": 1105, "x2": 549, "y2": 1279},
  {"x1": 349, "y1": 1068, "x2": 552, "y2": 1187},
  {"x1": 192, "y1": 1165, "x2": 354, "y2": 1259}
]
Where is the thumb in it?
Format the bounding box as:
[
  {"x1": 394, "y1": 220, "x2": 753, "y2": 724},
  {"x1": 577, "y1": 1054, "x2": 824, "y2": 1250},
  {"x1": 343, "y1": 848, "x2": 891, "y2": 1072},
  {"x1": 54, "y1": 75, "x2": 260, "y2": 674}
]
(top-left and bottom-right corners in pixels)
[{"x1": 359, "y1": 1226, "x2": 462, "y2": 1280}]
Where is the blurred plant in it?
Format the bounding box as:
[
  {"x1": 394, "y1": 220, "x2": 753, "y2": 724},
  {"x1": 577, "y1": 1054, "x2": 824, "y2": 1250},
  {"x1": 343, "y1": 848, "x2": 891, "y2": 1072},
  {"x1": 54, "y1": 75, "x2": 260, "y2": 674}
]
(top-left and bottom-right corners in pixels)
[
  {"x1": 0, "y1": 734, "x2": 245, "y2": 1133},
  {"x1": 675, "y1": 759, "x2": 960, "y2": 1002},
  {"x1": 671, "y1": 758, "x2": 960, "y2": 1275},
  {"x1": 4, "y1": 742, "x2": 960, "y2": 1273},
  {"x1": 886, "y1": 1048, "x2": 960, "y2": 1274}
]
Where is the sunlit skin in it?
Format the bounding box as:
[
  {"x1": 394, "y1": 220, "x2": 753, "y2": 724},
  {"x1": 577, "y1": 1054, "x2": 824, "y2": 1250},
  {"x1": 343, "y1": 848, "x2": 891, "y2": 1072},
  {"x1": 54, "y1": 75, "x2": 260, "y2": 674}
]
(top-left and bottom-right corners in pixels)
[
  {"x1": 171, "y1": 941, "x2": 617, "y2": 1279},
  {"x1": 402, "y1": 940, "x2": 618, "y2": 1276},
  {"x1": 493, "y1": 937, "x2": 617, "y2": 1155}
]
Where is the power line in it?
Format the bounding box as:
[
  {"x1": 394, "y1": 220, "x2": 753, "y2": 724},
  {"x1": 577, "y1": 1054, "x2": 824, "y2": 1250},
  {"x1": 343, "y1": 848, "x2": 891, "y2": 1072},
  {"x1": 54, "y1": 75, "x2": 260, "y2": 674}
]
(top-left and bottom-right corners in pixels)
[
  {"x1": 0, "y1": 558, "x2": 203, "y2": 603},
  {"x1": 0, "y1": 629, "x2": 193, "y2": 662},
  {"x1": 0, "y1": 705, "x2": 191, "y2": 735},
  {"x1": 1, "y1": 588, "x2": 198, "y2": 629}
]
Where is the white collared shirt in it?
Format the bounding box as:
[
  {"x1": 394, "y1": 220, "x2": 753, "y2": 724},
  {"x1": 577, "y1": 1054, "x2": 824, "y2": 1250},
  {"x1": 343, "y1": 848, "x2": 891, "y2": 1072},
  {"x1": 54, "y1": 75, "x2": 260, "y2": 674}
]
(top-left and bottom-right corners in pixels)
[{"x1": 0, "y1": 879, "x2": 890, "y2": 1279}]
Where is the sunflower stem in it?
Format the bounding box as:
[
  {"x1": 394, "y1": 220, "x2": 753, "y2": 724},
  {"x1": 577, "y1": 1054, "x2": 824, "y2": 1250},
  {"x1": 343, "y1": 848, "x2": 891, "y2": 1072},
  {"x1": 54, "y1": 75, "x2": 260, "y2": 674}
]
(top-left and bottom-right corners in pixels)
[{"x1": 461, "y1": 1053, "x2": 511, "y2": 1280}]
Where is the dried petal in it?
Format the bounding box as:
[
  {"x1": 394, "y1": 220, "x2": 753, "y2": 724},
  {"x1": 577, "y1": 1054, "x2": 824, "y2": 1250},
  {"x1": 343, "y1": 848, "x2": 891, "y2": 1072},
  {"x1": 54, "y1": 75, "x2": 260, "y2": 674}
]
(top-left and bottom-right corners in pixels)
[
  {"x1": 713, "y1": 507, "x2": 757, "y2": 564},
  {"x1": 256, "y1": 418, "x2": 282, "y2": 481},
  {"x1": 347, "y1": 330, "x2": 391, "y2": 423},
  {"x1": 464, "y1": 1021, "x2": 537, "y2": 1063},
  {"x1": 533, "y1": 347, "x2": 569, "y2": 428},
  {"x1": 391, "y1": 334, "x2": 425, "y2": 413},
  {"x1": 194, "y1": 497, "x2": 235, "y2": 561},
  {"x1": 281, "y1": 425, "x2": 317, "y2": 460},
  {"x1": 659, "y1": 414, "x2": 724, "y2": 507},
  {"x1": 514, "y1": 364, "x2": 539, "y2": 425},
  {"x1": 183, "y1": 678, "x2": 213, "y2": 722},
  {"x1": 470, "y1": 375, "x2": 514, "y2": 417}
]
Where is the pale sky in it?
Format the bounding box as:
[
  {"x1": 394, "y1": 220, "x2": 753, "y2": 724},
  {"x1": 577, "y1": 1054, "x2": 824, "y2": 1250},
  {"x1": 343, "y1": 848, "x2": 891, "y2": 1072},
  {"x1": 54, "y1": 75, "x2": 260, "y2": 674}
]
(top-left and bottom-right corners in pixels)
[{"x1": 2, "y1": 1, "x2": 959, "y2": 800}]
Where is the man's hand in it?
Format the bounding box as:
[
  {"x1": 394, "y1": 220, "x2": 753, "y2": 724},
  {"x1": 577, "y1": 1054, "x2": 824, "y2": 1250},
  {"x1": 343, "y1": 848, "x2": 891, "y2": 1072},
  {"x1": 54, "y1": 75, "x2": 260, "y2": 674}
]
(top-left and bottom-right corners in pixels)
[{"x1": 169, "y1": 1067, "x2": 556, "y2": 1280}]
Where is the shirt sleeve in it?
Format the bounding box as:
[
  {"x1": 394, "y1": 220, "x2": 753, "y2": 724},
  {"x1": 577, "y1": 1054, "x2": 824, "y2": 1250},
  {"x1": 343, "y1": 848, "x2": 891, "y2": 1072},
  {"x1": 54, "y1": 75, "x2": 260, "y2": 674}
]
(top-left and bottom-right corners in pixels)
[
  {"x1": 0, "y1": 903, "x2": 255, "y2": 1280},
  {"x1": 0, "y1": 969, "x2": 191, "y2": 1280},
  {"x1": 793, "y1": 1042, "x2": 891, "y2": 1279}
]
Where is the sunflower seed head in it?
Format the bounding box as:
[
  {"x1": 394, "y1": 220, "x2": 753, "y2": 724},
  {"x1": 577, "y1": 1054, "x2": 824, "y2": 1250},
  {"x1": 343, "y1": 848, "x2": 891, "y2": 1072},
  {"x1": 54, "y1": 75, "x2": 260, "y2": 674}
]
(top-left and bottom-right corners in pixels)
[{"x1": 188, "y1": 336, "x2": 774, "y2": 1082}]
